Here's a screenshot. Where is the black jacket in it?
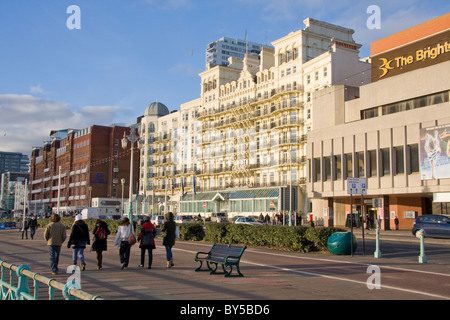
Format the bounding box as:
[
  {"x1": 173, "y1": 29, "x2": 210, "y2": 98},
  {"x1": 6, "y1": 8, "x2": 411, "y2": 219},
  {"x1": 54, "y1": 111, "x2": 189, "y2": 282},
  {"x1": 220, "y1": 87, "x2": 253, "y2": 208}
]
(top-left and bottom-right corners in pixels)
[
  {"x1": 92, "y1": 220, "x2": 110, "y2": 251},
  {"x1": 68, "y1": 220, "x2": 90, "y2": 248}
]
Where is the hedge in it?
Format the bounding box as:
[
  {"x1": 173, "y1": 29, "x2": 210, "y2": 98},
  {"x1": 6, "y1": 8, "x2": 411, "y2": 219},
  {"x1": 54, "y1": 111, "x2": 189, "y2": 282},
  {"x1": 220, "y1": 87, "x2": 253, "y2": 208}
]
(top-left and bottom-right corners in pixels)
[{"x1": 203, "y1": 223, "x2": 344, "y2": 253}]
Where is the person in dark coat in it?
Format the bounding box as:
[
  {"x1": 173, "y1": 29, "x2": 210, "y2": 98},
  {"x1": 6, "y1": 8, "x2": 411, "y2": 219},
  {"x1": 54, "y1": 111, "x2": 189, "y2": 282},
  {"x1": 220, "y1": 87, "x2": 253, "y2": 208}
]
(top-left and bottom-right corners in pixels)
[
  {"x1": 161, "y1": 211, "x2": 176, "y2": 268},
  {"x1": 92, "y1": 219, "x2": 111, "y2": 270},
  {"x1": 138, "y1": 216, "x2": 156, "y2": 269},
  {"x1": 68, "y1": 214, "x2": 90, "y2": 270}
]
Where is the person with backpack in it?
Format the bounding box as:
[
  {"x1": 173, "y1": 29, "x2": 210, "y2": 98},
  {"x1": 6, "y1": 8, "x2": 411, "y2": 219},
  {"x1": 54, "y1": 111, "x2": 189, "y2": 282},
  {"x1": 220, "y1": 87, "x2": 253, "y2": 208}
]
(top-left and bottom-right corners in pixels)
[
  {"x1": 91, "y1": 219, "x2": 111, "y2": 270},
  {"x1": 138, "y1": 216, "x2": 156, "y2": 269}
]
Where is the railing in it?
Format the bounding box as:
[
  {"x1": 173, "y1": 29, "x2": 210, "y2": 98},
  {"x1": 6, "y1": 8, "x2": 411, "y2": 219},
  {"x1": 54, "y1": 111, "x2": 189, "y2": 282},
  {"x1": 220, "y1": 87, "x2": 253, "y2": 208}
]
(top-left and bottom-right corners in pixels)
[{"x1": 0, "y1": 257, "x2": 103, "y2": 300}]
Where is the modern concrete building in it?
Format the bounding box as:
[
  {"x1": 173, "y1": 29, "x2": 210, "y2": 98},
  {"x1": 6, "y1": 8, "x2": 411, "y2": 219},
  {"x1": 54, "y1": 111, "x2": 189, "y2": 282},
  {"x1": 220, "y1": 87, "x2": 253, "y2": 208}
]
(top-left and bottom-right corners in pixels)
[
  {"x1": 206, "y1": 36, "x2": 273, "y2": 68},
  {"x1": 307, "y1": 13, "x2": 450, "y2": 230}
]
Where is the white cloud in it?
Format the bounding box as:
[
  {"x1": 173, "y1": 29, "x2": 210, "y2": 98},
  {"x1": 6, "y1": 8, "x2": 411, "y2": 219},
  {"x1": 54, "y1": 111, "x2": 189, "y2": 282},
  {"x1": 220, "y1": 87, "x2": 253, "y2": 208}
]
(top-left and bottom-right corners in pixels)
[
  {"x1": 0, "y1": 94, "x2": 127, "y2": 155},
  {"x1": 29, "y1": 84, "x2": 45, "y2": 94}
]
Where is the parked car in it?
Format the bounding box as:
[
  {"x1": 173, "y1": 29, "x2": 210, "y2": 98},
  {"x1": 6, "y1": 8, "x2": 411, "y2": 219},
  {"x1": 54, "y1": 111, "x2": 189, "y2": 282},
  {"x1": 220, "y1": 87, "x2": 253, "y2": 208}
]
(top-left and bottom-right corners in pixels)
[
  {"x1": 234, "y1": 217, "x2": 263, "y2": 225},
  {"x1": 150, "y1": 215, "x2": 165, "y2": 226},
  {"x1": 210, "y1": 212, "x2": 228, "y2": 223},
  {"x1": 412, "y1": 214, "x2": 450, "y2": 238},
  {"x1": 174, "y1": 215, "x2": 195, "y2": 224}
]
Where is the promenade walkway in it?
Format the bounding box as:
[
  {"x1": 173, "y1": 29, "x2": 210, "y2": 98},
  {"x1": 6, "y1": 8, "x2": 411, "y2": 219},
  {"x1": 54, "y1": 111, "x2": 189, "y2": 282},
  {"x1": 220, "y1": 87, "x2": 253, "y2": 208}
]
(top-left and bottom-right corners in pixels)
[{"x1": 1, "y1": 227, "x2": 449, "y2": 304}]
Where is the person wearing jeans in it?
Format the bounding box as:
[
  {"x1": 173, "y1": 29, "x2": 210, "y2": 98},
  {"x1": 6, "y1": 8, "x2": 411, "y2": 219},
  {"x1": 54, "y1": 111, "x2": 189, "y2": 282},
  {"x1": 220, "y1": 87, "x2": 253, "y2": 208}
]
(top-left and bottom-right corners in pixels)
[
  {"x1": 68, "y1": 214, "x2": 90, "y2": 271},
  {"x1": 44, "y1": 214, "x2": 67, "y2": 275},
  {"x1": 114, "y1": 217, "x2": 133, "y2": 269}
]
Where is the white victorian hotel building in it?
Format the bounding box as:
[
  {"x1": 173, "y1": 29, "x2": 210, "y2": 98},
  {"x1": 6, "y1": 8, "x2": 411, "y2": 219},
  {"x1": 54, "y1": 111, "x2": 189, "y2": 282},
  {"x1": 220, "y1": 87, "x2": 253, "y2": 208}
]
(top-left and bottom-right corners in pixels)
[{"x1": 137, "y1": 18, "x2": 370, "y2": 219}]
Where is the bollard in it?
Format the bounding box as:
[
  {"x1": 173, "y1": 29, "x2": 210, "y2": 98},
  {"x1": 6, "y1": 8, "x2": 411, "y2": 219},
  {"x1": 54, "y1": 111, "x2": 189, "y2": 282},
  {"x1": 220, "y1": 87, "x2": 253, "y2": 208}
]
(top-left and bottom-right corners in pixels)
[
  {"x1": 418, "y1": 229, "x2": 427, "y2": 263},
  {"x1": 374, "y1": 227, "x2": 382, "y2": 258}
]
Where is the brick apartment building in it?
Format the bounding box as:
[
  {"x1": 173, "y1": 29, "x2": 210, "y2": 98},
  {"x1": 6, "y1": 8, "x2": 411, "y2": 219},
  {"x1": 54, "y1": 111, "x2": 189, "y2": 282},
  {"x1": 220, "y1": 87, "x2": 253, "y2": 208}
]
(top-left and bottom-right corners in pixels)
[{"x1": 29, "y1": 125, "x2": 139, "y2": 216}]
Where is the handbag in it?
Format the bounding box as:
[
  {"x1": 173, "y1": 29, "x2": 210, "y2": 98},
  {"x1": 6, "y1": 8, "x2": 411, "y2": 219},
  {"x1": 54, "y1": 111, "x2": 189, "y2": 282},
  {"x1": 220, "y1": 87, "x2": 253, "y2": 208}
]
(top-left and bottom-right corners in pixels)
[{"x1": 128, "y1": 225, "x2": 136, "y2": 245}]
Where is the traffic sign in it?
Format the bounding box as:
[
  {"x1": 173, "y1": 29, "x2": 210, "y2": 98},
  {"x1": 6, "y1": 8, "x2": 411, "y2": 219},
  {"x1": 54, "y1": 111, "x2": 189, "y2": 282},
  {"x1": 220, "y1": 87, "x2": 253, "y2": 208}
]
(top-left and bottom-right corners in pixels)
[
  {"x1": 347, "y1": 178, "x2": 367, "y2": 195},
  {"x1": 203, "y1": 202, "x2": 206, "y2": 208}
]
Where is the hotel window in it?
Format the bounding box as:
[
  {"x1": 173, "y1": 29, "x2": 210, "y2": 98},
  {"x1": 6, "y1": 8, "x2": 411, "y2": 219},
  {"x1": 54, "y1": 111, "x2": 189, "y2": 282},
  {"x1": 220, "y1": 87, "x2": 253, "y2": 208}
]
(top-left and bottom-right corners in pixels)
[
  {"x1": 307, "y1": 74, "x2": 311, "y2": 84},
  {"x1": 345, "y1": 153, "x2": 353, "y2": 178},
  {"x1": 381, "y1": 148, "x2": 390, "y2": 176},
  {"x1": 382, "y1": 90, "x2": 449, "y2": 115},
  {"x1": 314, "y1": 158, "x2": 321, "y2": 182},
  {"x1": 324, "y1": 156, "x2": 331, "y2": 181},
  {"x1": 408, "y1": 144, "x2": 420, "y2": 173},
  {"x1": 361, "y1": 107, "x2": 378, "y2": 119},
  {"x1": 323, "y1": 67, "x2": 328, "y2": 77},
  {"x1": 357, "y1": 152, "x2": 365, "y2": 178},
  {"x1": 315, "y1": 71, "x2": 319, "y2": 81},
  {"x1": 369, "y1": 150, "x2": 377, "y2": 177},
  {"x1": 334, "y1": 155, "x2": 342, "y2": 180},
  {"x1": 395, "y1": 146, "x2": 404, "y2": 174}
]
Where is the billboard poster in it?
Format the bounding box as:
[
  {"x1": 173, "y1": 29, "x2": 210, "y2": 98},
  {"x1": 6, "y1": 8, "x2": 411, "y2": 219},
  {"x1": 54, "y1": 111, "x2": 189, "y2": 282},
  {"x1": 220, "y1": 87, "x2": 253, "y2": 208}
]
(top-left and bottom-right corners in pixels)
[{"x1": 419, "y1": 124, "x2": 450, "y2": 180}]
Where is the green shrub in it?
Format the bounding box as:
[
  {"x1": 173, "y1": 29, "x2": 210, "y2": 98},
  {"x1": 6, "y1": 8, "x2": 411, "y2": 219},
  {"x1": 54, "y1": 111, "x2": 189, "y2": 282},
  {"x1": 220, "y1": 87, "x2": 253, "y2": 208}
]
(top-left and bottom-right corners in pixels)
[
  {"x1": 178, "y1": 223, "x2": 205, "y2": 241},
  {"x1": 201, "y1": 223, "x2": 341, "y2": 253}
]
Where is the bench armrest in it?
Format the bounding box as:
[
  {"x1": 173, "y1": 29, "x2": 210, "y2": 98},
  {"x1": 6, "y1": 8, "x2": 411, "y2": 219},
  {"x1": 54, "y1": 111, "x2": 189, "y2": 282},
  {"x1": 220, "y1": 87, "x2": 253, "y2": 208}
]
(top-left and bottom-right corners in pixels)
[
  {"x1": 195, "y1": 251, "x2": 210, "y2": 259},
  {"x1": 224, "y1": 255, "x2": 241, "y2": 263}
]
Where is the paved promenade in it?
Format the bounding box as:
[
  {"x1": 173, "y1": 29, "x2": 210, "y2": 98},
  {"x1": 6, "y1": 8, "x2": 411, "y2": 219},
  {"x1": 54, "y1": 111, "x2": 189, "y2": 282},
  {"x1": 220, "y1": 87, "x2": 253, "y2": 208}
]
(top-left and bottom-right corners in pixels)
[{"x1": 1, "y1": 227, "x2": 449, "y2": 308}]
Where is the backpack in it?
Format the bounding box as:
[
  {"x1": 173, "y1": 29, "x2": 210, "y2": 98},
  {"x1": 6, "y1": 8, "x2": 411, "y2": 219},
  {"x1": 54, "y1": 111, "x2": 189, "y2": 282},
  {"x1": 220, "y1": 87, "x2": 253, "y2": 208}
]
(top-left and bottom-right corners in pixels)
[
  {"x1": 141, "y1": 230, "x2": 153, "y2": 246},
  {"x1": 96, "y1": 226, "x2": 107, "y2": 240}
]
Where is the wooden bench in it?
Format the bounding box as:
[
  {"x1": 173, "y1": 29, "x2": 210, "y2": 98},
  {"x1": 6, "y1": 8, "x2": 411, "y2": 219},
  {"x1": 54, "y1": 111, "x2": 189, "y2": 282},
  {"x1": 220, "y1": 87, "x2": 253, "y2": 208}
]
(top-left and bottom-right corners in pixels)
[{"x1": 194, "y1": 243, "x2": 247, "y2": 277}]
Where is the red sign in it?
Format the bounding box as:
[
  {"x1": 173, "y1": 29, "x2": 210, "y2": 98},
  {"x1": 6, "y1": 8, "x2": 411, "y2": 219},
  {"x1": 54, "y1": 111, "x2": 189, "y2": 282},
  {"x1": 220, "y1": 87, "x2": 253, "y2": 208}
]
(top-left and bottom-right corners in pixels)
[
  {"x1": 203, "y1": 203, "x2": 206, "y2": 208},
  {"x1": 270, "y1": 202, "x2": 275, "y2": 208}
]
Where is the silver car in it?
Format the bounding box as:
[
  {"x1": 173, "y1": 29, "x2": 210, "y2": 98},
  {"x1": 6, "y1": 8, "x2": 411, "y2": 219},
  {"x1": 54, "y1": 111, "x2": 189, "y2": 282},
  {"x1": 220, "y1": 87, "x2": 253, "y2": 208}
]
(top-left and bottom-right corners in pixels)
[
  {"x1": 174, "y1": 215, "x2": 195, "y2": 223},
  {"x1": 150, "y1": 215, "x2": 165, "y2": 226},
  {"x1": 234, "y1": 217, "x2": 263, "y2": 225}
]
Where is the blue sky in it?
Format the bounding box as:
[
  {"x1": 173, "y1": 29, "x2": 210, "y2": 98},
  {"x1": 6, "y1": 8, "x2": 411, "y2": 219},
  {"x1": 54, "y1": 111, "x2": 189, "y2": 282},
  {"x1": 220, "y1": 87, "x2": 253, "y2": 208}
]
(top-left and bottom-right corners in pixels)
[{"x1": 0, "y1": 0, "x2": 448, "y2": 155}]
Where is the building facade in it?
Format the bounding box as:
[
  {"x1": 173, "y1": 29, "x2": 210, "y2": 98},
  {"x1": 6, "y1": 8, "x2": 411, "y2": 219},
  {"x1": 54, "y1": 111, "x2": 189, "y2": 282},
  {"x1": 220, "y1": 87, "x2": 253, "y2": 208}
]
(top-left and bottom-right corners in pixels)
[
  {"x1": 307, "y1": 13, "x2": 450, "y2": 230},
  {"x1": 29, "y1": 125, "x2": 139, "y2": 216},
  {"x1": 139, "y1": 18, "x2": 371, "y2": 219}
]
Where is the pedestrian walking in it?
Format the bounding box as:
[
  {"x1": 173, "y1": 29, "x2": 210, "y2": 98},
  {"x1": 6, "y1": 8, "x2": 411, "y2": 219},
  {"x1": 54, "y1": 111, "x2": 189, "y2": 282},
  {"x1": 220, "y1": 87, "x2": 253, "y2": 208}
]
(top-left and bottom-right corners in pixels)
[
  {"x1": 68, "y1": 214, "x2": 90, "y2": 271},
  {"x1": 91, "y1": 219, "x2": 111, "y2": 270},
  {"x1": 43, "y1": 214, "x2": 67, "y2": 275},
  {"x1": 21, "y1": 217, "x2": 29, "y2": 239},
  {"x1": 138, "y1": 216, "x2": 156, "y2": 269},
  {"x1": 161, "y1": 211, "x2": 176, "y2": 268},
  {"x1": 29, "y1": 214, "x2": 38, "y2": 240},
  {"x1": 114, "y1": 217, "x2": 134, "y2": 270},
  {"x1": 394, "y1": 216, "x2": 399, "y2": 230}
]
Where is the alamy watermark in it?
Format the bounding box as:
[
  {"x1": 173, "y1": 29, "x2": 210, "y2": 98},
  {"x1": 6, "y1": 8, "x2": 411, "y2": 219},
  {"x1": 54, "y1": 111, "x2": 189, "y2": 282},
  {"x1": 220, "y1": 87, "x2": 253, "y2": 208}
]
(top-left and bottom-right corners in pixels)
[
  {"x1": 367, "y1": 5, "x2": 381, "y2": 30},
  {"x1": 67, "y1": 5, "x2": 81, "y2": 30},
  {"x1": 366, "y1": 265, "x2": 381, "y2": 290}
]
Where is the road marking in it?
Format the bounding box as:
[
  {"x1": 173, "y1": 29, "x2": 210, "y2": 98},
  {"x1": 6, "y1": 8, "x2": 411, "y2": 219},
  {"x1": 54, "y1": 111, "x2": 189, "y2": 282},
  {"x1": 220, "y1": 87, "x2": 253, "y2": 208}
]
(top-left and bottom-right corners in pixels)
[
  {"x1": 174, "y1": 244, "x2": 450, "y2": 300},
  {"x1": 240, "y1": 259, "x2": 450, "y2": 300}
]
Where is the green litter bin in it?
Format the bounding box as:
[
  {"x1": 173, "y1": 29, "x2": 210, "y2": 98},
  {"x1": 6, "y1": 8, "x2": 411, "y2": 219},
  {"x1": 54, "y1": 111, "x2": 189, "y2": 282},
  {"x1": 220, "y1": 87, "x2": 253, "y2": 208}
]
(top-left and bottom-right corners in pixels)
[{"x1": 327, "y1": 232, "x2": 357, "y2": 255}]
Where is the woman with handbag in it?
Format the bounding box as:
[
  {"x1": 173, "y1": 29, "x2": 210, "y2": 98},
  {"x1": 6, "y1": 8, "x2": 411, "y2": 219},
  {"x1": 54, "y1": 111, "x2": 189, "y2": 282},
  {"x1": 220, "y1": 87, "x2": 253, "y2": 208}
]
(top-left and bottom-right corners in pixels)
[
  {"x1": 68, "y1": 214, "x2": 90, "y2": 271},
  {"x1": 114, "y1": 217, "x2": 134, "y2": 269}
]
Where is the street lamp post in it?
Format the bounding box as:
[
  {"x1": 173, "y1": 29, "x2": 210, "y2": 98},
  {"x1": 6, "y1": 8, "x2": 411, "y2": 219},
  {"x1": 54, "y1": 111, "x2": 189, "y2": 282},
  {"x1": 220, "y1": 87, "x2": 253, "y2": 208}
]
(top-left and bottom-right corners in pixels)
[
  {"x1": 121, "y1": 178, "x2": 125, "y2": 215},
  {"x1": 122, "y1": 128, "x2": 140, "y2": 223}
]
